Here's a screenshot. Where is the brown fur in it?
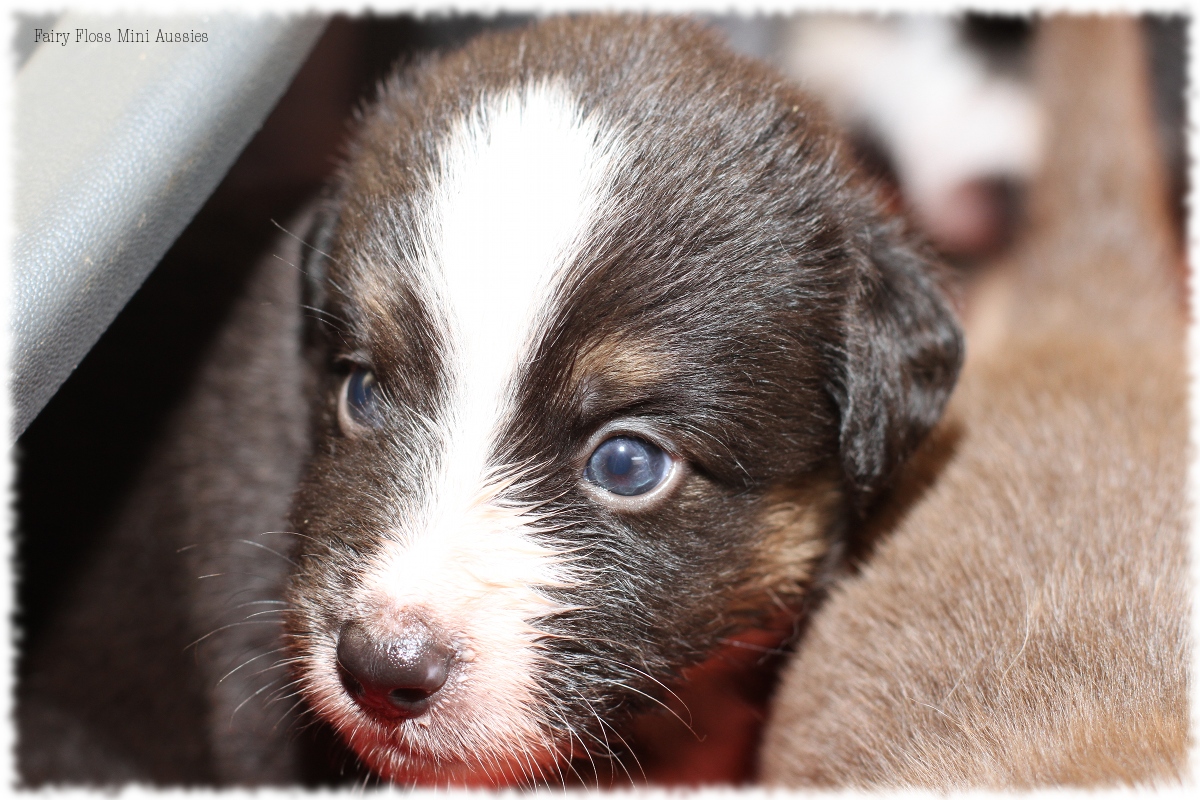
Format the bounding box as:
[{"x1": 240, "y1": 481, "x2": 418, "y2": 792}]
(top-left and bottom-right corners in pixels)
[
  {"x1": 570, "y1": 337, "x2": 669, "y2": 399},
  {"x1": 759, "y1": 16, "x2": 1188, "y2": 788},
  {"x1": 16, "y1": 15, "x2": 963, "y2": 786},
  {"x1": 284, "y1": 15, "x2": 962, "y2": 785},
  {"x1": 742, "y1": 483, "x2": 841, "y2": 610},
  {"x1": 17, "y1": 216, "x2": 317, "y2": 784}
]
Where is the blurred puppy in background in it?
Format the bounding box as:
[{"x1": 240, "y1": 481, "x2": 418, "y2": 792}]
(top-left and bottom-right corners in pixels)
[
  {"x1": 778, "y1": 15, "x2": 1042, "y2": 260},
  {"x1": 760, "y1": 15, "x2": 1189, "y2": 788}
]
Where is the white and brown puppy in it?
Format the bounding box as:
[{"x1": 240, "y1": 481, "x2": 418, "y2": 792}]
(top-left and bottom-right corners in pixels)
[
  {"x1": 282, "y1": 15, "x2": 961, "y2": 786},
  {"x1": 8, "y1": 13, "x2": 961, "y2": 788},
  {"x1": 760, "y1": 16, "x2": 1188, "y2": 788}
]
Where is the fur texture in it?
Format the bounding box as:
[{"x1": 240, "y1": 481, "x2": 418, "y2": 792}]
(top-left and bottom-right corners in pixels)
[
  {"x1": 759, "y1": 16, "x2": 1189, "y2": 788},
  {"x1": 17, "y1": 15, "x2": 963, "y2": 787},
  {"x1": 17, "y1": 214, "x2": 317, "y2": 784},
  {"x1": 284, "y1": 15, "x2": 960, "y2": 786}
]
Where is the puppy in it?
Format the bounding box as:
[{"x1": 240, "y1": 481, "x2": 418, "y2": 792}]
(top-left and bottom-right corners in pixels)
[
  {"x1": 778, "y1": 15, "x2": 1042, "y2": 258},
  {"x1": 280, "y1": 14, "x2": 961, "y2": 787},
  {"x1": 16, "y1": 14, "x2": 960, "y2": 786},
  {"x1": 760, "y1": 16, "x2": 1188, "y2": 788}
]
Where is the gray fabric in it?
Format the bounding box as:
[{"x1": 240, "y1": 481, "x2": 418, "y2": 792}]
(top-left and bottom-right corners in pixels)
[{"x1": 12, "y1": 14, "x2": 325, "y2": 439}]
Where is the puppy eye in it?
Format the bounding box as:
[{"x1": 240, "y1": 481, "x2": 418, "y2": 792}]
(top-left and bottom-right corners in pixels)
[
  {"x1": 584, "y1": 436, "x2": 673, "y2": 496},
  {"x1": 339, "y1": 366, "x2": 380, "y2": 433}
]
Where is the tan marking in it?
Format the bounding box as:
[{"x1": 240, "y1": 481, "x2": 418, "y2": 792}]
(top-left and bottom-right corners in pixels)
[
  {"x1": 570, "y1": 336, "x2": 665, "y2": 394},
  {"x1": 739, "y1": 480, "x2": 840, "y2": 612}
]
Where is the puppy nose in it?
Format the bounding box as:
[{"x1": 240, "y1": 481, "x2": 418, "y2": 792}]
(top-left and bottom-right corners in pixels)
[{"x1": 336, "y1": 619, "x2": 455, "y2": 720}]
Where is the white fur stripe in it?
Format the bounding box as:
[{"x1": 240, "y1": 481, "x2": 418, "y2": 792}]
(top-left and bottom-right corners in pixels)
[
  {"x1": 353, "y1": 82, "x2": 620, "y2": 764},
  {"x1": 432, "y1": 81, "x2": 617, "y2": 502}
]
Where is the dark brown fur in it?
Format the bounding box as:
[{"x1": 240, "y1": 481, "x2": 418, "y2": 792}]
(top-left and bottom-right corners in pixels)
[
  {"x1": 18, "y1": 15, "x2": 963, "y2": 786},
  {"x1": 760, "y1": 16, "x2": 1189, "y2": 788},
  {"x1": 286, "y1": 15, "x2": 961, "y2": 784}
]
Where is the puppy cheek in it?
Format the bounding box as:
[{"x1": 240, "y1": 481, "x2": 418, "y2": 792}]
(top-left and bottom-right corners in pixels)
[{"x1": 740, "y1": 482, "x2": 840, "y2": 608}]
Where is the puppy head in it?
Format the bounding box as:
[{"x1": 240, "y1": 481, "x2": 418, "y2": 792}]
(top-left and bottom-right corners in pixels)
[{"x1": 285, "y1": 15, "x2": 961, "y2": 786}]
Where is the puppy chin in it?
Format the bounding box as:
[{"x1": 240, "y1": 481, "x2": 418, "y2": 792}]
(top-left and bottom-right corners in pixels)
[
  {"x1": 345, "y1": 719, "x2": 563, "y2": 788},
  {"x1": 303, "y1": 646, "x2": 567, "y2": 787}
]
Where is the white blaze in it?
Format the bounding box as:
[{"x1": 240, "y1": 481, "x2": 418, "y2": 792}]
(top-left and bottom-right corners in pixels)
[
  {"x1": 353, "y1": 82, "x2": 620, "y2": 766},
  {"x1": 430, "y1": 80, "x2": 616, "y2": 531}
]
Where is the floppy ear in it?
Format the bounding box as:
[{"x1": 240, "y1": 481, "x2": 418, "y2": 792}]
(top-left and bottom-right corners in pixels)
[
  {"x1": 293, "y1": 198, "x2": 340, "y2": 351},
  {"x1": 833, "y1": 217, "x2": 963, "y2": 512}
]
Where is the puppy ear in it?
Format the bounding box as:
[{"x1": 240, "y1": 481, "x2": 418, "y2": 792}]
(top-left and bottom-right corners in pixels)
[
  {"x1": 293, "y1": 199, "x2": 339, "y2": 349},
  {"x1": 832, "y1": 217, "x2": 963, "y2": 512}
]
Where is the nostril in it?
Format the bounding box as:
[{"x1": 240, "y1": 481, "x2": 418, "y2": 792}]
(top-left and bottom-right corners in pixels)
[
  {"x1": 389, "y1": 687, "x2": 432, "y2": 705},
  {"x1": 336, "y1": 619, "x2": 456, "y2": 720}
]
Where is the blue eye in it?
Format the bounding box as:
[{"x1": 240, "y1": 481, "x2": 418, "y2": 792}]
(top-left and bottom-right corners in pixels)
[
  {"x1": 341, "y1": 366, "x2": 380, "y2": 429},
  {"x1": 584, "y1": 436, "x2": 672, "y2": 496}
]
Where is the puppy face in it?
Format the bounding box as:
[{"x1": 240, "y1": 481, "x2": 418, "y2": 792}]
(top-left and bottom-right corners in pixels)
[{"x1": 284, "y1": 16, "x2": 961, "y2": 786}]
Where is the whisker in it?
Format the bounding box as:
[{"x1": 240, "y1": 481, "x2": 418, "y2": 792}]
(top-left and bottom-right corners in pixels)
[
  {"x1": 271, "y1": 217, "x2": 343, "y2": 268},
  {"x1": 257, "y1": 529, "x2": 320, "y2": 544},
  {"x1": 216, "y1": 646, "x2": 289, "y2": 686},
  {"x1": 195, "y1": 571, "x2": 279, "y2": 583},
  {"x1": 229, "y1": 599, "x2": 288, "y2": 610},
  {"x1": 186, "y1": 620, "x2": 282, "y2": 650},
  {"x1": 229, "y1": 674, "x2": 287, "y2": 722},
  {"x1": 715, "y1": 637, "x2": 790, "y2": 656},
  {"x1": 229, "y1": 538, "x2": 297, "y2": 567}
]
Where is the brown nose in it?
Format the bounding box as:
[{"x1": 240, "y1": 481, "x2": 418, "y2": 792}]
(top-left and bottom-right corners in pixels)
[{"x1": 336, "y1": 619, "x2": 455, "y2": 720}]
